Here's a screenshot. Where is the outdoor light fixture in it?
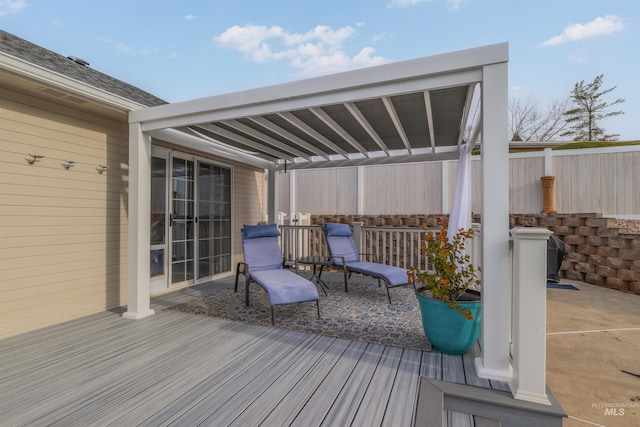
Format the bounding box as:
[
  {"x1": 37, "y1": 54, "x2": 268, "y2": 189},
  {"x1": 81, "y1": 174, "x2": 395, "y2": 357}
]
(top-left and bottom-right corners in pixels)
[
  {"x1": 26, "y1": 154, "x2": 44, "y2": 165},
  {"x1": 96, "y1": 164, "x2": 110, "y2": 174},
  {"x1": 62, "y1": 160, "x2": 75, "y2": 170}
]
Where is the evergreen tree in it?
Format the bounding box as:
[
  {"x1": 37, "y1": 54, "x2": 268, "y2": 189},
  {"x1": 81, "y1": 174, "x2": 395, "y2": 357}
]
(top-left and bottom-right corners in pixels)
[{"x1": 562, "y1": 74, "x2": 625, "y2": 141}]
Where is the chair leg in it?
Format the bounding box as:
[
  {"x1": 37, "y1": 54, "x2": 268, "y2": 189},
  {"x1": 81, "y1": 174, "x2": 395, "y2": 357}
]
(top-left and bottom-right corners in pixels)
[
  {"x1": 343, "y1": 266, "x2": 349, "y2": 292},
  {"x1": 234, "y1": 263, "x2": 241, "y2": 293},
  {"x1": 316, "y1": 300, "x2": 320, "y2": 318},
  {"x1": 384, "y1": 279, "x2": 392, "y2": 304},
  {"x1": 245, "y1": 276, "x2": 250, "y2": 306}
]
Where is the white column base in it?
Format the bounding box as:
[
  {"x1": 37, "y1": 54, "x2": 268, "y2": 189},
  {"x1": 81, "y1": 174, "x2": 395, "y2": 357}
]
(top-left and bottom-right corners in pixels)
[
  {"x1": 509, "y1": 384, "x2": 552, "y2": 406},
  {"x1": 122, "y1": 309, "x2": 155, "y2": 320},
  {"x1": 474, "y1": 357, "x2": 513, "y2": 383}
]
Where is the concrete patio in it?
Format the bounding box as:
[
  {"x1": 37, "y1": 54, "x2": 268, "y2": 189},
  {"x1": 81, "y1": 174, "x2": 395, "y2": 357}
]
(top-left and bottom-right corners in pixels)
[{"x1": 546, "y1": 279, "x2": 640, "y2": 426}]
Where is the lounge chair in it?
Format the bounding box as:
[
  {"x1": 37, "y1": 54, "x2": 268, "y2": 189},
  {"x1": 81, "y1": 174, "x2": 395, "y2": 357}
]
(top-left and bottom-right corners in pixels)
[
  {"x1": 323, "y1": 222, "x2": 415, "y2": 303},
  {"x1": 235, "y1": 223, "x2": 320, "y2": 324}
]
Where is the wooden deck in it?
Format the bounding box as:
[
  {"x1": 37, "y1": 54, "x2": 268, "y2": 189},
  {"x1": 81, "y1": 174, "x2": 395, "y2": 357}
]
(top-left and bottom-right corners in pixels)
[{"x1": 0, "y1": 279, "x2": 511, "y2": 426}]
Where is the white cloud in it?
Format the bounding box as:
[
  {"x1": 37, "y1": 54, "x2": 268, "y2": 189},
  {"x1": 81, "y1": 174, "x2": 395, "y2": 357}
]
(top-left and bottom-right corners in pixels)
[
  {"x1": 447, "y1": 0, "x2": 469, "y2": 11},
  {"x1": 387, "y1": 0, "x2": 428, "y2": 8},
  {"x1": 372, "y1": 32, "x2": 389, "y2": 42},
  {"x1": 0, "y1": 0, "x2": 27, "y2": 17},
  {"x1": 214, "y1": 23, "x2": 390, "y2": 77},
  {"x1": 184, "y1": 14, "x2": 195, "y2": 21},
  {"x1": 98, "y1": 37, "x2": 159, "y2": 56},
  {"x1": 542, "y1": 15, "x2": 625, "y2": 46}
]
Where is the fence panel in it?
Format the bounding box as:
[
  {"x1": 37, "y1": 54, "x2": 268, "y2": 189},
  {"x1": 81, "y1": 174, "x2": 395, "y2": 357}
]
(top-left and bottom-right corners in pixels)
[
  {"x1": 363, "y1": 163, "x2": 443, "y2": 214},
  {"x1": 554, "y1": 150, "x2": 639, "y2": 215},
  {"x1": 278, "y1": 146, "x2": 639, "y2": 216}
]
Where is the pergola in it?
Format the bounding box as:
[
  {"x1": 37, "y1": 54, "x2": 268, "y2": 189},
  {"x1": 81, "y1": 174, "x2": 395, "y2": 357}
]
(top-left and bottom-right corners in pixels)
[{"x1": 124, "y1": 43, "x2": 552, "y2": 405}]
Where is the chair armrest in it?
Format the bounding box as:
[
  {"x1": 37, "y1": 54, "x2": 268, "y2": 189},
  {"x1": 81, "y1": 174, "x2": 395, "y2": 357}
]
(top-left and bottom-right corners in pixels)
[
  {"x1": 359, "y1": 252, "x2": 378, "y2": 263},
  {"x1": 236, "y1": 262, "x2": 249, "y2": 276}
]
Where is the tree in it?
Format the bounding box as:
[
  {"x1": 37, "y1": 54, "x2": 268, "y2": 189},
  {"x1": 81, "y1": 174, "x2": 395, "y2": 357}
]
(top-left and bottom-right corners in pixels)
[
  {"x1": 562, "y1": 74, "x2": 625, "y2": 141},
  {"x1": 509, "y1": 96, "x2": 570, "y2": 141}
]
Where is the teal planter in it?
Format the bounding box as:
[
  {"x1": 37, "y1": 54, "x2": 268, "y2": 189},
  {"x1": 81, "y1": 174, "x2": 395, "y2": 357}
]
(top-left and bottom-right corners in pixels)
[{"x1": 416, "y1": 289, "x2": 482, "y2": 355}]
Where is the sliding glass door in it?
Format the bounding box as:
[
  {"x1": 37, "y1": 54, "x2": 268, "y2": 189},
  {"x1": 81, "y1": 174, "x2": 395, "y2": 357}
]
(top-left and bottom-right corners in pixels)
[
  {"x1": 171, "y1": 156, "x2": 195, "y2": 285},
  {"x1": 197, "y1": 162, "x2": 232, "y2": 277},
  {"x1": 150, "y1": 148, "x2": 232, "y2": 291}
]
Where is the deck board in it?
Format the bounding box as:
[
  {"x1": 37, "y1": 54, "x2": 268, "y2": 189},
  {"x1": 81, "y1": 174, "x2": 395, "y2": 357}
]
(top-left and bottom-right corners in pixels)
[
  {"x1": 0, "y1": 280, "x2": 510, "y2": 427},
  {"x1": 289, "y1": 340, "x2": 370, "y2": 426},
  {"x1": 320, "y1": 343, "x2": 387, "y2": 426},
  {"x1": 384, "y1": 348, "x2": 423, "y2": 426},
  {"x1": 245, "y1": 337, "x2": 351, "y2": 426}
]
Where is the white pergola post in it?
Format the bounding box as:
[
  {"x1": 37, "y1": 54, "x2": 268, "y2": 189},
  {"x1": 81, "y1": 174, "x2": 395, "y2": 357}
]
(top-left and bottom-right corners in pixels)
[
  {"x1": 474, "y1": 61, "x2": 512, "y2": 382},
  {"x1": 123, "y1": 122, "x2": 155, "y2": 320},
  {"x1": 510, "y1": 227, "x2": 553, "y2": 405},
  {"x1": 289, "y1": 169, "x2": 296, "y2": 214},
  {"x1": 267, "y1": 167, "x2": 278, "y2": 224}
]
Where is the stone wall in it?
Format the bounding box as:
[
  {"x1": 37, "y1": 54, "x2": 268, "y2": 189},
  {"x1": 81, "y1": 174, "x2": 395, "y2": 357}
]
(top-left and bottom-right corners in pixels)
[{"x1": 311, "y1": 213, "x2": 640, "y2": 295}]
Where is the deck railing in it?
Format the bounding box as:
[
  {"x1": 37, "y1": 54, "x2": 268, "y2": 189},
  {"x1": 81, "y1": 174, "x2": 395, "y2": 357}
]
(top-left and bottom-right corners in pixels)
[
  {"x1": 278, "y1": 223, "x2": 481, "y2": 273},
  {"x1": 279, "y1": 225, "x2": 329, "y2": 265},
  {"x1": 278, "y1": 222, "x2": 551, "y2": 405},
  {"x1": 279, "y1": 224, "x2": 435, "y2": 269}
]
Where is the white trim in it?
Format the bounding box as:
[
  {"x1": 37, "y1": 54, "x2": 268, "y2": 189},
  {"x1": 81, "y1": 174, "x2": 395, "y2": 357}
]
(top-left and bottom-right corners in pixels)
[
  {"x1": 130, "y1": 43, "x2": 507, "y2": 128},
  {"x1": 357, "y1": 166, "x2": 364, "y2": 215},
  {"x1": 509, "y1": 227, "x2": 553, "y2": 406},
  {"x1": 138, "y1": 70, "x2": 483, "y2": 132},
  {"x1": 475, "y1": 60, "x2": 512, "y2": 382},
  {"x1": 150, "y1": 146, "x2": 171, "y2": 293},
  {"x1": 148, "y1": 128, "x2": 273, "y2": 169},
  {"x1": 0, "y1": 51, "x2": 148, "y2": 112},
  {"x1": 123, "y1": 123, "x2": 154, "y2": 320}
]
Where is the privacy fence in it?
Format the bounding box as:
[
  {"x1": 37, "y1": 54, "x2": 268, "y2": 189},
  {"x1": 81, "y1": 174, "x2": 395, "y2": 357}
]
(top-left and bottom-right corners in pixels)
[
  {"x1": 275, "y1": 145, "x2": 639, "y2": 294},
  {"x1": 276, "y1": 145, "x2": 639, "y2": 217}
]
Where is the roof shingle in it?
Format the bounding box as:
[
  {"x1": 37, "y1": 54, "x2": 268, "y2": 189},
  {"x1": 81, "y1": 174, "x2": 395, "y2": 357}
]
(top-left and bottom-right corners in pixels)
[{"x1": 1, "y1": 30, "x2": 167, "y2": 107}]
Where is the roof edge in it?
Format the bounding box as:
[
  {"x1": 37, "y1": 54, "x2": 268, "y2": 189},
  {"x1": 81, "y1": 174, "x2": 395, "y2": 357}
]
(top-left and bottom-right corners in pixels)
[
  {"x1": 130, "y1": 42, "x2": 508, "y2": 126},
  {"x1": 1, "y1": 50, "x2": 148, "y2": 112}
]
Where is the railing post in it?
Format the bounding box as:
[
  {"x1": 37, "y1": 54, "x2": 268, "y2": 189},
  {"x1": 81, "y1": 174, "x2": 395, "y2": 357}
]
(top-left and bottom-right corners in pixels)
[
  {"x1": 352, "y1": 222, "x2": 364, "y2": 254},
  {"x1": 471, "y1": 223, "x2": 482, "y2": 284},
  {"x1": 510, "y1": 227, "x2": 553, "y2": 405}
]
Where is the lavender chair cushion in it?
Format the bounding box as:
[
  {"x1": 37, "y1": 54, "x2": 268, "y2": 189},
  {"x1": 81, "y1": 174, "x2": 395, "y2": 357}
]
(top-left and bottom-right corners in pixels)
[
  {"x1": 324, "y1": 223, "x2": 411, "y2": 287},
  {"x1": 250, "y1": 269, "x2": 319, "y2": 306},
  {"x1": 242, "y1": 224, "x2": 319, "y2": 306},
  {"x1": 343, "y1": 262, "x2": 409, "y2": 287}
]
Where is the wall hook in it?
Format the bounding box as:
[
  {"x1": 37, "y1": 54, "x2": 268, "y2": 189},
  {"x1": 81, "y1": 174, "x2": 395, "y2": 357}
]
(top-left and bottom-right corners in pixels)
[
  {"x1": 26, "y1": 154, "x2": 45, "y2": 165},
  {"x1": 97, "y1": 164, "x2": 110, "y2": 174},
  {"x1": 62, "y1": 160, "x2": 76, "y2": 170}
]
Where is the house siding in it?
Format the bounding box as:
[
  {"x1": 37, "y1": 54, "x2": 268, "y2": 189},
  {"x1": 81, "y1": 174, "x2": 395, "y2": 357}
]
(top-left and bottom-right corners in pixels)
[
  {"x1": 0, "y1": 83, "x2": 266, "y2": 339},
  {"x1": 1, "y1": 83, "x2": 129, "y2": 338}
]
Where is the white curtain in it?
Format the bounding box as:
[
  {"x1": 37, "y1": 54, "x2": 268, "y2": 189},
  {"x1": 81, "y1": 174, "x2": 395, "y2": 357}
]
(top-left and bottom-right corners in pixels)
[{"x1": 447, "y1": 141, "x2": 473, "y2": 241}]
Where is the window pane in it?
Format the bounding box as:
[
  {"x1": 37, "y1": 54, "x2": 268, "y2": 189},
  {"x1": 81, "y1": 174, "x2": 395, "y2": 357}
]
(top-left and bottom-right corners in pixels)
[{"x1": 150, "y1": 156, "x2": 166, "y2": 245}]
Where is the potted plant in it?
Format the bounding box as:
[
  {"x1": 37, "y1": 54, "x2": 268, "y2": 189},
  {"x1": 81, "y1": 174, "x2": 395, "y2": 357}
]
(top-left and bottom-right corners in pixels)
[{"x1": 408, "y1": 217, "x2": 482, "y2": 355}]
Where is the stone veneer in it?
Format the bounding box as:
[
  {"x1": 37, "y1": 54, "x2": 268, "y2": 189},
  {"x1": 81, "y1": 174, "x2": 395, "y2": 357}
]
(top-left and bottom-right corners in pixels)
[{"x1": 311, "y1": 213, "x2": 640, "y2": 295}]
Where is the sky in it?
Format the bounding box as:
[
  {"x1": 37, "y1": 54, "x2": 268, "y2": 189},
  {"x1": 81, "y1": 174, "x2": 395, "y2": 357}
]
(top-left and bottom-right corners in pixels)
[{"x1": 1, "y1": 0, "x2": 638, "y2": 140}]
